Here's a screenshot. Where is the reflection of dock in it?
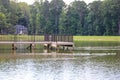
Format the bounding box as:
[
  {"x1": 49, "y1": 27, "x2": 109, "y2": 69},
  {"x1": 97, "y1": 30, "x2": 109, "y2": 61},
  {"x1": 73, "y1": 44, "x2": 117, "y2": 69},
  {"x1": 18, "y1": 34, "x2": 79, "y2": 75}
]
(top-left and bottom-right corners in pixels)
[{"x1": 0, "y1": 35, "x2": 74, "y2": 50}]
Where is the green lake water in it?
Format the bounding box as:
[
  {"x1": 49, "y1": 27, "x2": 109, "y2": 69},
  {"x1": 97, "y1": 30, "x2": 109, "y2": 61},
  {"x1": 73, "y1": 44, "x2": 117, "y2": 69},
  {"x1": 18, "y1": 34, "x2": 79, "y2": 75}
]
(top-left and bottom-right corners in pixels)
[{"x1": 0, "y1": 41, "x2": 120, "y2": 80}]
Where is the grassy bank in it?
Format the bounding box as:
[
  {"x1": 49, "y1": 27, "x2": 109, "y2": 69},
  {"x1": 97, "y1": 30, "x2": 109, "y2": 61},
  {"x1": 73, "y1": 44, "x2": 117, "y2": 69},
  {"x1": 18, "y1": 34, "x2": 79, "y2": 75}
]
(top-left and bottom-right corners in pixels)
[
  {"x1": 0, "y1": 35, "x2": 44, "y2": 41},
  {"x1": 74, "y1": 36, "x2": 120, "y2": 42},
  {"x1": 74, "y1": 36, "x2": 120, "y2": 47}
]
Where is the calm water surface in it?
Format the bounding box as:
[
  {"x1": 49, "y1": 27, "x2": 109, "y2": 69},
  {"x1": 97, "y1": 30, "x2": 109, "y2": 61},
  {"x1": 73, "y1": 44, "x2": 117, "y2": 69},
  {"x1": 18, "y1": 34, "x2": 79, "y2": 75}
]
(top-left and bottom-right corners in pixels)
[{"x1": 0, "y1": 41, "x2": 120, "y2": 80}]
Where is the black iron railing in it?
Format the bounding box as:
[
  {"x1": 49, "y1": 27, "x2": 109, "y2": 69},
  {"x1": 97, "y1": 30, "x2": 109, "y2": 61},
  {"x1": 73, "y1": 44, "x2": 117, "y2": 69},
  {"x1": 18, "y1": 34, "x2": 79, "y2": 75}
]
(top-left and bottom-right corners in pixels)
[{"x1": 44, "y1": 35, "x2": 73, "y2": 42}]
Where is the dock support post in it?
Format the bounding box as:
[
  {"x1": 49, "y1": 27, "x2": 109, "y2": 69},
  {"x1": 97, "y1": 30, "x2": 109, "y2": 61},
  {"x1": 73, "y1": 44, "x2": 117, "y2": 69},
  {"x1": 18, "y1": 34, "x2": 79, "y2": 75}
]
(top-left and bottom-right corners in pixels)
[
  {"x1": 63, "y1": 46, "x2": 65, "y2": 50},
  {"x1": 44, "y1": 44, "x2": 51, "y2": 50},
  {"x1": 46, "y1": 44, "x2": 50, "y2": 50},
  {"x1": 56, "y1": 45, "x2": 60, "y2": 52},
  {"x1": 29, "y1": 44, "x2": 35, "y2": 53},
  {"x1": 12, "y1": 44, "x2": 17, "y2": 50}
]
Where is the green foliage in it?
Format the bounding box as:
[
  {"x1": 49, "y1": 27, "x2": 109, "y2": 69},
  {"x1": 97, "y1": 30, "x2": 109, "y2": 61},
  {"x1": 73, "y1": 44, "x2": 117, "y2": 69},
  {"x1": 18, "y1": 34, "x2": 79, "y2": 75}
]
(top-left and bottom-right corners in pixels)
[
  {"x1": 103, "y1": 0, "x2": 120, "y2": 35},
  {"x1": 0, "y1": 0, "x2": 30, "y2": 34},
  {"x1": 0, "y1": 0, "x2": 120, "y2": 35},
  {"x1": 0, "y1": 12, "x2": 6, "y2": 33}
]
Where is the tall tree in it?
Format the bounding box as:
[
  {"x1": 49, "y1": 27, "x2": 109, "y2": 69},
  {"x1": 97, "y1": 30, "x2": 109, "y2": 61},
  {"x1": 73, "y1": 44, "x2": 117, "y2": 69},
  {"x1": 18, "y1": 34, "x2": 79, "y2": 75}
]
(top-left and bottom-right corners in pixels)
[
  {"x1": 62, "y1": 1, "x2": 88, "y2": 35},
  {"x1": 0, "y1": 12, "x2": 6, "y2": 34},
  {"x1": 87, "y1": 1, "x2": 104, "y2": 35},
  {"x1": 0, "y1": 0, "x2": 11, "y2": 34},
  {"x1": 103, "y1": 0, "x2": 120, "y2": 35},
  {"x1": 49, "y1": 0, "x2": 65, "y2": 34},
  {"x1": 29, "y1": 2, "x2": 38, "y2": 34},
  {"x1": 40, "y1": 0, "x2": 51, "y2": 34},
  {"x1": 18, "y1": 2, "x2": 30, "y2": 27}
]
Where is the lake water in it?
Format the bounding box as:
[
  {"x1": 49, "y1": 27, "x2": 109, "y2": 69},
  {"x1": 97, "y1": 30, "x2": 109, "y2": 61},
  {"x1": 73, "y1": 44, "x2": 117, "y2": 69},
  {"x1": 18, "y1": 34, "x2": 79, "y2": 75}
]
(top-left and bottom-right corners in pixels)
[{"x1": 0, "y1": 41, "x2": 120, "y2": 80}]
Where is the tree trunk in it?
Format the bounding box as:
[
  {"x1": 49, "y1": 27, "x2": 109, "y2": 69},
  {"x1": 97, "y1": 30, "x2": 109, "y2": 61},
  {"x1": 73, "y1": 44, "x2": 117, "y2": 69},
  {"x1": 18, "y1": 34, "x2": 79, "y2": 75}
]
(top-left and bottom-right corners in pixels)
[{"x1": 119, "y1": 21, "x2": 120, "y2": 35}]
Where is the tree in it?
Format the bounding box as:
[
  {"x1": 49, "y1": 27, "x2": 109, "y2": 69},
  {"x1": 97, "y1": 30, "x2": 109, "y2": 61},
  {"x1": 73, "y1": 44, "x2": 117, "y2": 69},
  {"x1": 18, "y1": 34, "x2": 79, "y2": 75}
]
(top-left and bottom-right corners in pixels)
[
  {"x1": 87, "y1": 1, "x2": 104, "y2": 35},
  {"x1": 49, "y1": 0, "x2": 65, "y2": 34},
  {"x1": 39, "y1": 0, "x2": 51, "y2": 34},
  {"x1": 103, "y1": 0, "x2": 120, "y2": 35},
  {"x1": 0, "y1": 12, "x2": 6, "y2": 34},
  {"x1": 29, "y1": 2, "x2": 38, "y2": 34},
  {"x1": 18, "y1": 2, "x2": 30, "y2": 27},
  {"x1": 62, "y1": 1, "x2": 88, "y2": 35},
  {"x1": 0, "y1": 0, "x2": 11, "y2": 34}
]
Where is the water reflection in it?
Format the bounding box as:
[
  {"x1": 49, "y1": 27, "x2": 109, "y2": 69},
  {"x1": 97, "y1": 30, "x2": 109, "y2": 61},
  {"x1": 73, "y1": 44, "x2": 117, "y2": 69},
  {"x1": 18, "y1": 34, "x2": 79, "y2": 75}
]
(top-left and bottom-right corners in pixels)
[{"x1": 0, "y1": 55, "x2": 120, "y2": 80}]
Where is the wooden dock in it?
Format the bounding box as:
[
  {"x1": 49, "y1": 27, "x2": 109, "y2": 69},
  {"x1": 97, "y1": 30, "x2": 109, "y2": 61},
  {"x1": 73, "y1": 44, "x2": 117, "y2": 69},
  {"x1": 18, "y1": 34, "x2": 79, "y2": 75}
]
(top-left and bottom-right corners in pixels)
[{"x1": 0, "y1": 35, "x2": 74, "y2": 50}]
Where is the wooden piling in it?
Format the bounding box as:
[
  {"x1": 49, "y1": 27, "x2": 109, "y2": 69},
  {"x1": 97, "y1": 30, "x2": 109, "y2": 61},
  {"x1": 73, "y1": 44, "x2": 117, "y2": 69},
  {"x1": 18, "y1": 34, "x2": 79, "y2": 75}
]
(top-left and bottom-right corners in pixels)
[
  {"x1": 29, "y1": 44, "x2": 35, "y2": 50},
  {"x1": 29, "y1": 44, "x2": 35, "y2": 53},
  {"x1": 12, "y1": 44, "x2": 17, "y2": 50}
]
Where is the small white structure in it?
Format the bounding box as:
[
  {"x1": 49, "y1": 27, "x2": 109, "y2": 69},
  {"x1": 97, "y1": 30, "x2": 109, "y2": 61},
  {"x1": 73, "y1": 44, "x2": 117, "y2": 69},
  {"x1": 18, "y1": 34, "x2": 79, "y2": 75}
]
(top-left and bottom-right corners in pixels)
[
  {"x1": 19, "y1": 30, "x2": 23, "y2": 35},
  {"x1": 14, "y1": 25, "x2": 28, "y2": 35}
]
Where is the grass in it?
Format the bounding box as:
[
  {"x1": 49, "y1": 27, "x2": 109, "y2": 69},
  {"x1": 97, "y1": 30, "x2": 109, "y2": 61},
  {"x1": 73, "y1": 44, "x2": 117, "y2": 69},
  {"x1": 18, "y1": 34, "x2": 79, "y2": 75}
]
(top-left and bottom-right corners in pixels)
[
  {"x1": 74, "y1": 36, "x2": 120, "y2": 47},
  {"x1": 0, "y1": 35, "x2": 44, "y2": 41},
  {"x1": 74, "y1": 36, "x2": 120, "y2": 42},
  {"x1": 0, "y1": 35, "x2": 120, "y2": 42}
]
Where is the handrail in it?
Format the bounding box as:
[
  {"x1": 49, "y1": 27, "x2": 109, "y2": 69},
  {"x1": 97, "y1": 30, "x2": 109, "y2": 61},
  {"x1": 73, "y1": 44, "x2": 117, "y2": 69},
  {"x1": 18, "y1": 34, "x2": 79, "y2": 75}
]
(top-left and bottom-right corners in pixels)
[{"x1": 44, "y1": 35, "x2": 73, "y2": 42}]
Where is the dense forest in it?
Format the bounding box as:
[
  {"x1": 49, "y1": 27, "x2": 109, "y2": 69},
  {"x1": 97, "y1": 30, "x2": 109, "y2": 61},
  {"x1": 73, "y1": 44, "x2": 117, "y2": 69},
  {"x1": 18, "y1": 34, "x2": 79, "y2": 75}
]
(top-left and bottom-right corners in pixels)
[{"x1": 0, "y1": 0, "x2": 120, "y2": 35}]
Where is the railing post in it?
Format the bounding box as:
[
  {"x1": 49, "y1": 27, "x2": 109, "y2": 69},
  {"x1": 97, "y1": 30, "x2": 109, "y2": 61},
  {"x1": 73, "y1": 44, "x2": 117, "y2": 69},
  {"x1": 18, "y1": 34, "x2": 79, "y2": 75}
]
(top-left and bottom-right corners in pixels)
[{"x1": 44, "y1": 34, "x2": 73, "y2": 42}]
